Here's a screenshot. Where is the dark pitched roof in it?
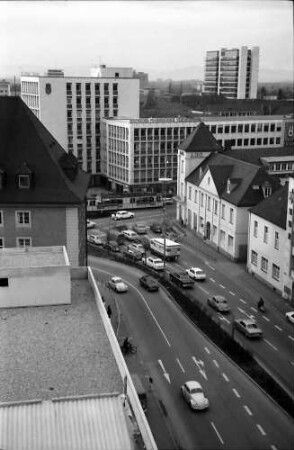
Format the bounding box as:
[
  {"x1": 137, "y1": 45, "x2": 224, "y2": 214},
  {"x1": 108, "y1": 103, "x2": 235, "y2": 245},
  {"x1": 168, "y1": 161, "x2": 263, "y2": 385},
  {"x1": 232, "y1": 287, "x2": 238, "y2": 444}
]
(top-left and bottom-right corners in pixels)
[
  {"x1": 179, "y1": 121, "x2": 222, "y2": 153},
  {"x1": 250, "y1": 184, "x2": 288, "y2": 229},
  {"x1": 186, "y1": 152, "x2": 280, "y2": 207},
  {"x1": 224, "y1": 146, "x2": 294, "y2": 166},
  {"x1": 0, "y1": 97, "x2": 90, "y2": 205}
]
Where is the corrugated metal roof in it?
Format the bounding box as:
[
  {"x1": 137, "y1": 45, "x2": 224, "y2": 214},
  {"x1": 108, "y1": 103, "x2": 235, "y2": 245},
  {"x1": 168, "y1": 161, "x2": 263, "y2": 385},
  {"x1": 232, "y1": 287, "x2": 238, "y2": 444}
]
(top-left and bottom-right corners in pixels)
[{"x1": 0, "y1": 395, "x2": 133, "y2": 450}]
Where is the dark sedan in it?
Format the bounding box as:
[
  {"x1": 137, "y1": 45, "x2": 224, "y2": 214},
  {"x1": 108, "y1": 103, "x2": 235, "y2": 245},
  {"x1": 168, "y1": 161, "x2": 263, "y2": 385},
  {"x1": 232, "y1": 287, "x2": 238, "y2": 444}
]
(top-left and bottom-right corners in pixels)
[
  {"x1": 169, "y1": 271, "x2": 194, "y2": 288},
  {"x1": 139, "y1": 275, "x2": 159, "y2": 292}
]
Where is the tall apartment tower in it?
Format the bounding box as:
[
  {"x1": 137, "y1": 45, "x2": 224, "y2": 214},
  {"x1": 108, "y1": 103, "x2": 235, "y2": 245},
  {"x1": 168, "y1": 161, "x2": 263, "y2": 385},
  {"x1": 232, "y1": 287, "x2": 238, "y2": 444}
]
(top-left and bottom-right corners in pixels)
[
  {"x1": 21, "y1": 68, "x2": 139, "y2": 177},
  {"x1": 204, "y1": 46, "x2": 259, "y2": 99}
]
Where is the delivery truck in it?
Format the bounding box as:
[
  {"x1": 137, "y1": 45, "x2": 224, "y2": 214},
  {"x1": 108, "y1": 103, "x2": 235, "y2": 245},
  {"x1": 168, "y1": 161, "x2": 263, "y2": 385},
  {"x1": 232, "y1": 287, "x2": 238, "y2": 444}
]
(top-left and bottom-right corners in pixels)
[{"x1": 150, "y1": 237, "x2": 180, "y2": 261}]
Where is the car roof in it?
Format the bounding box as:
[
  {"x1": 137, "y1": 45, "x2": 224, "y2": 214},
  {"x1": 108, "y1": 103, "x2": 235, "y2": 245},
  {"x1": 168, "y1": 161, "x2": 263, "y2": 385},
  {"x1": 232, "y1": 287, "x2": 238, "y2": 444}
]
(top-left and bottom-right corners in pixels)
[
  {"x1": 237, "y1": 318, "x2": 256, "y2": 324},
  {"x1": 185, "y1": 380, "x2": 202, "y2": 390},
  {"x1": 214, "y1": 295, "x2": 226, "y2": 301},
  {"x1": 190, "y1": 267, "x2": 202, "y2": 271},
  {"x1": 112, "y1": 276, "x2": 122, "y2": 282}
]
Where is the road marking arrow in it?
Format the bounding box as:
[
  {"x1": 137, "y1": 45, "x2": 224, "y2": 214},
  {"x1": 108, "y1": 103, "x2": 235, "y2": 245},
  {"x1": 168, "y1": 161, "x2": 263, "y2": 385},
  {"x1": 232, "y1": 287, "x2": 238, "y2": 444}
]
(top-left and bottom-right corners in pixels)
[
  {"x1": 192, "y1": 356, "x2": 208, "y2": 380},
  {"x1": 158, "y1": 359, "x2": 171, "y2": 384}
]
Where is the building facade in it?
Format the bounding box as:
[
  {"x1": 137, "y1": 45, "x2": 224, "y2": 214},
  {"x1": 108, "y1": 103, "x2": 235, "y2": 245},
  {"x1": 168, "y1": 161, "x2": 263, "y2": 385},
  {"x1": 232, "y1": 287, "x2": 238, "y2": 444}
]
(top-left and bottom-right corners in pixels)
[
  {"x1": 247, "y1": 178, "x2": 294, "y2": 302},
  {"x1": 204, "y1": 46, "x2": 259, "y2": 99},
  {"x1": 102, "y1": 115, "x2": 293, "y2": 193},
  {"x1": 20, "y1": 69, "x2": 139, "y2": 176},
  {"x1": 0, "y1": 97, "x2": 90, "y2": 266},
  {"x1": 0, "y1": 80, "x2": 11, "y2": 96}
]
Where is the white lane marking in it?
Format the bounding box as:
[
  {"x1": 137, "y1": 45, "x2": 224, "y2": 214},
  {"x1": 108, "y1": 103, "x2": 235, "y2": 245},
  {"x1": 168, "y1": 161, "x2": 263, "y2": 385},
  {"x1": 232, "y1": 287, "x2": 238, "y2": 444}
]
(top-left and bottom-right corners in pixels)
[
  {"x1": 274, "y1": 325, "x2": 282, "y2": 331},
  {"x1": 264, "y1": 339, "x2": 278, "y2": 351},
  {"x1": 229, "y1": 291, "x2": 235, "y2": 296},
  {"x1": 204, "y1": 347, "x2": 211, "y2": 355},
  {"x1": 213, "y1": 359, "x2": 219, "y2": 368},
  {"x1": 192, "y1": 356, "x2": 208, "y2": 380},
  {"x1": 218, "y1": 315, "x2": 231, "y2": 324},
  {"x1": 288, "y1": 335, "x2": 294, "y2": 342},
  {"x1": 270, "y1": 445, "x2": 278, "y2": 450},
  {"x1": 240, "y1": 298, "x2": 247, "y2": 304},
  {"x1": 198, "y1": 286, "x2": 210, "y2": 295},
  {"x1": 238, "y1": 307, "x2": 255, "y2": 319},
  {"x1": 219, "y1": 284, "x2": 225, "y2": 289},
  {"x1": 176, "y1": 358, "x2": 185, "y2": 373},
  {"x1": 251, "y1": 307, "x2": 258, "y2": 313},
  {"x1": 244, "y1": 405, "x2": 253, "y2": 416},
  {"x1": 232, "y1": 388, "x2": 241, "y2": 398},
  {"x1": 222, "y1": 373, "x2": 229, "y2": 382},
  {"x1": 211, "y1": 422, "x2": 224, "y2": 445},
  {"x1": 257, "y1": 424, "x2": 266, "y2": 436},
  {"x1": 262, "y1": 315, "x2": 270, "y2": 322},
  {"x1": 205, "y1": 262, "x2": 215, "y2": 271},
  {"x1": 210, "y1": 278, "x2": 216, "y2": 283},
  {"x1": 158, "y1": 359, "x2": 171, "y2": 384}
]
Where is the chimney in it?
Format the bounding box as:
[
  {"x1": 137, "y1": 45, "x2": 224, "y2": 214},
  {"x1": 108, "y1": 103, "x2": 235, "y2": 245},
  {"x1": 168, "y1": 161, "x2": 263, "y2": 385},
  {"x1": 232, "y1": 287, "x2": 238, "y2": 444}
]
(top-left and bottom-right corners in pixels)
[{"x1": 226, "y1": 178, "x2": 231, "y2": 194}]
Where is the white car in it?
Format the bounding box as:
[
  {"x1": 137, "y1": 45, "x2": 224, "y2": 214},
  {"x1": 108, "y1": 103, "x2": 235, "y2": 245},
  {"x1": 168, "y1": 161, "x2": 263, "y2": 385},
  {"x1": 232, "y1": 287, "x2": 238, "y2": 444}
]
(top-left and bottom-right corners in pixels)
[
  {"x1": 86, "y1": 219, "x2": 96, "y2": 229},
  {"x1": 111, "y1": 210, "x2": 135, "y2": 221},
  {"x1": 181, "y1": 381, "x2": 209, "y2": 411},
  {"x1": 122, "y1": 229, "x2": 139, "y2": 241},
  {"x1": 144, "y1": 256, "x2": 164, "y2": 271},
  {"x1": 285, "y1": 311, "x2": 294, "y2": 325},
  {"x1": 186, "y1": 267, "x2": 206, "y2": 281},
  {"x1": 87, "y1": 234, "x2": 103, "y2": 245},
  {"x1": 108, "y1": 276, "x2": 128, "y2": 293}
]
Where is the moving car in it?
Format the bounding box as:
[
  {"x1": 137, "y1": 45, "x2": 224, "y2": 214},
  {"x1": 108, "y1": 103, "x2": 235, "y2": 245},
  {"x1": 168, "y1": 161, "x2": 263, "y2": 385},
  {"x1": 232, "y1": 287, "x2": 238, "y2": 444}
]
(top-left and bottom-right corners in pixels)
[
  {"x1": 285, "y1": 311, "x2": 294, "y2": 324},
  {"x1": 169, "y1": 271, "x2": 194, "y2": 288},
  {"x1": 86, "y1": 219, "x2": 96, "y2": 229},
  {"x1": 104, "y1": 240, "x2": 120, "y2": 252},
  {"x1": 111, "y1": 210, "x2": 135, "y2": 221},
  {"x1": 133, "y1": 222, "x2": 148, "y2": 234},
  {"x1": 122, "y1": 229, "x2": 139, "y2": 241},
  {"x1": 108, "y1": 276, "x2": 128, "y2": 293},
  {"x1": 207, "y1": 295, "x2": 230, "y2": 313},
  {"x1": 144, "y1": 256, "x2": 164, "y2": 271},
  {"x1": 181, "y1": 381, "x2": 209, "y2": 411},
  {"x1": 128, "y1": 242, "x2": 145, "y2": 255},
  {"x1": 234, "y1": 318, "x2": 263, "y2": 339},
  {"x1": 139, "y1": 275, "x2": 159, "y2": 292},
  {"x1": 186, "y1": 267, "x2": 206, "y2": 281},
  {"x1": 150, "y1": 222, "x2": 162, "y2": 234},
  {"x1": 87, "y1": 234, "x2": 103, "y2": 246},
  {"x1": 162, "y1": 197, "x2": 174, "y2": 205}
]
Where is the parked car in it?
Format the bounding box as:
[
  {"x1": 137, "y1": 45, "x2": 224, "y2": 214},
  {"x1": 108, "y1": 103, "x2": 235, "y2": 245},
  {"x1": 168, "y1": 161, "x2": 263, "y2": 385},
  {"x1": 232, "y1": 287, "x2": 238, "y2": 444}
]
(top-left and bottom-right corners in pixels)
[
  {"x1": 150, "y1": 222, "x2": 162, "y2": 234},
  {"x1": 186, "y1": 267, "x2": 206, "y2": 281},
  {"x1": 169, "y1": 271, "x2": 194, "y2": 288},
  {"x1": 234, "y1": 318, "x2": 263, "y2": 339},
  {"x1": 121, "y1": 246, "x2": 143, "y2": 261},
  {"x1": 111, "y1": 210, "x2": 135, "y2": 221},
  {"x1": 133, "y1": 222, "x2": 148, "y2": 234},
  {"x1": 181, "y1": 381, "x2": 209, "y2": 411},
  {"x1": 128, "y1": 242, "x2": 146, "y2": 255},
  {"x1": 144, "y1": 256, "x2": 164, "y2": 271},
  {"x1": 104, "y1": 240, "x2": 120, "y2": 252},
  {"x1": 207, "y1": 295, "x2": 230, "y2": 313},
  {"x1": 86, "y1": 219, "x2": 96, "y2": 229},
  {"x1": 87, "y1": 234, "x2": 103, "y2": 246},
  {"x1": 162, "y1": 197, "x2": 174, "y2": 205},
  {"x1": 285, "y1": 311, "x2": 294, "y2": 325},
  {"x1": 122, "y1": 229, "x2": 139, "y2": 241},
  {"x1": 108, "y1": 276, "x2": 128, "y2": 293},
  {"x1": 139, "y1": 275, "x2": 159, "y2": 292}
]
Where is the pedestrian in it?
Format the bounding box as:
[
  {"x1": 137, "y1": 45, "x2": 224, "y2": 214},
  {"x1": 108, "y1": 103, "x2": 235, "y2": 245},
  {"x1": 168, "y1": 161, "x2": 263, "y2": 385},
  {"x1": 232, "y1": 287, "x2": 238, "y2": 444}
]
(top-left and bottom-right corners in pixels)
[
  {"x1": 149, "y1": 376, "x2": 153, "y2": 392},
  {"x1": 107, "y1": 305, "x2": 112, "y2": 318}
]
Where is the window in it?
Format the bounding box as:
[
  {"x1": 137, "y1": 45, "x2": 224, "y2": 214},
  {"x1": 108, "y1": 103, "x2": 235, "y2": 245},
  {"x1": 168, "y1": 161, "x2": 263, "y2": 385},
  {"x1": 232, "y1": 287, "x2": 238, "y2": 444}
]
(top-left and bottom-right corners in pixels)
[
  {"x1": 221, "y1": 204, "x2": 225, "y2": 219},
  {"x1": 207, "y1": 196, "x2": 211, "y2": 211},
  {"x1": 18, "y1": 174, "x2": 30, "y2": 189},
  {"x1": 0, "y1": 210, "x2": 3, "y2": 226},
  {"x1": 263, "y1": 226, "x2": 268, "y2": 243},
  {"x1": 16, "y1": 211, "x2": 31, "y2": 227},
  {"x1": 261, "y1": 257, "x2": 268, "y2": 273},
  {"x1": 0, "y1": 237, "x2": 4, "y2": 249},
  {"x1": 194, "y1": 190, "x2": 197, "y2": 203},
  {"x1": 228, "y1": 235, "x2": 234, "y2": 250},
  {"x1": 274, "y1": 231, "x2": 279, "y2": 250},
  {"x1": 200, "y1": 193, "x2": 204, "y2": 207},
  {"x1": 220, "y1": 230, "x2": 225, "y2": 244},
  {"x1": 17, "y1": 237, "x2": 32, "y2": 247},
  {"x1": 272, "y1": 264, "x2": 280, "y2": 281},
  {"x1": 213, "y1": 199, "x2": 218, "y2": 215},
  {"x1": 188, "y1": 186, "x2": 192, "y2": 200},
  {"x1": 0, "y1": 278, "x2": 8, "y2": 287},
  {"x1": 251, "y1": 250, "x2": 257, "y2": 266},
  {"x1": 253, "y1": 220, "x2": 258, "y2": 237},
  {"x1": 229, "y1": 208, "x2": 234, "y2": 224}
]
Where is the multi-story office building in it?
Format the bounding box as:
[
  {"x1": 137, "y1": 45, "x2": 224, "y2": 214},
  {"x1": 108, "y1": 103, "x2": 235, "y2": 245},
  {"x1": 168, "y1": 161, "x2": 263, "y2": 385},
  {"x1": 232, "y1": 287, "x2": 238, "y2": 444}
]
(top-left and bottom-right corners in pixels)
[
  {"x1": 20, "y1": 69, "x2": 139, "y2": 176},
  {"x1": 0, "y1": 79, "x2": 11, "y2": 96},
  {"x1": 102, "y1": 115, "x2": 293, "y2": 194},
  {"x1": 204, "y1": 46, "x2": 259, "y2": 99}
]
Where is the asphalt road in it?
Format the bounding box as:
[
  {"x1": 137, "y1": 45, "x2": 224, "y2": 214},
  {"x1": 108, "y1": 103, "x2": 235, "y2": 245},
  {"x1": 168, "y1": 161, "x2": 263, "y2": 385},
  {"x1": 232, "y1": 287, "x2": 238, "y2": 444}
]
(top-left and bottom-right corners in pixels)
[{"x1": 88, "y1": 255, "x2": 294, "y2": 450}]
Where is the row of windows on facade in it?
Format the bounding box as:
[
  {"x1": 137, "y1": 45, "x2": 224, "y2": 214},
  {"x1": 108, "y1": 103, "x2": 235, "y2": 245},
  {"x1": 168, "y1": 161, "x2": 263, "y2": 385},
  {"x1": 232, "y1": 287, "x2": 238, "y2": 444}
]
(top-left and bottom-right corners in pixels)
[
  {"x1": 0, "y1": 174, "x2": 32, "y2": 190},
  {"x1": 188, "y1": 212, "x2": 235, "y2": 250},
  {"x1": 219, "y1": 136, "x2": 281, "y2": 147},
  {"x1": 22, "y1": 94, "x2": 39, "y2": 109},
  {"x1": 253, "y1": 214, "x2": 293, "y2": 246},
  {"x1": 133, "y1": 170, "x2": 176, "y2": 182},
  {"x1": 0, "y1": 237, "x2": 32, "y2": 249},
  {"x1": 251, "y1": 251, "x2": 280, "y2": 281},
  {"x1": 66, "y1": 82, "x2": 118, "y2": 95},
  {"x1": 21, "y1": 82, "x2": 38, "y2": 95},
  {"x1": 268, "y1": 162, "x2": 294, "y2": 172},
  {"x1": 0, "y1": 210, "x2": 31, "y2": 227},
  {"x1": 108, "y1": 126, "x2": 130, "y2": 140},
  {"x1": 186, "y1": 189, "x2": 235, "y2": 223},
  {"x1": 67, "y1": 95, "x2": 118, "y2": 108}
]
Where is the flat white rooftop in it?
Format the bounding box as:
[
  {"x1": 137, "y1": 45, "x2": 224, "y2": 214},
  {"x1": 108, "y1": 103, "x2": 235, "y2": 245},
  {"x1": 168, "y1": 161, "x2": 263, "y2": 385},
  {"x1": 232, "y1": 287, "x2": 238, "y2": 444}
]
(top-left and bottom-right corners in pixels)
[{"x1": 0, "y1": 246, "x2": 68, "y2": 269}]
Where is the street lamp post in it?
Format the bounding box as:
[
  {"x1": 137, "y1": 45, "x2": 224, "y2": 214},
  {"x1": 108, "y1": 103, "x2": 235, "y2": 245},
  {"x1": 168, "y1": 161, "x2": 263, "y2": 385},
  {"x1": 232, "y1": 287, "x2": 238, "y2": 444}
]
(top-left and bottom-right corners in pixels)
[{"x1": 159, "y1": 177, "x2": 172, "y2": 270}]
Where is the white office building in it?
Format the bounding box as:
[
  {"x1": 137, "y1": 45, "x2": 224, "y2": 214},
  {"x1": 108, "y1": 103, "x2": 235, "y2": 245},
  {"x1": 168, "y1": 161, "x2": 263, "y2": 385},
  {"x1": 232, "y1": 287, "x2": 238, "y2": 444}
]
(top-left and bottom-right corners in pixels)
[
  {"x1": 204, "y1": 46, "x2": 259, "y2": 99},
  {"x1": 21, "y1": 69, "x2": 139, "y2": 175}
]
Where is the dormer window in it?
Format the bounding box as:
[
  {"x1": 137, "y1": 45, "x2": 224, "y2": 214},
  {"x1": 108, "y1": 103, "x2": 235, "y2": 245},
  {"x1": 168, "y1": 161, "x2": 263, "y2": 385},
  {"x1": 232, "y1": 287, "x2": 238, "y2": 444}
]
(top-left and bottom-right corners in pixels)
[
  {"x1": 18, "y1": 174, "x2": 30, "y2": 189},
  {"x1": 16, "y1": 162, "x2": 34, "y2": 189},
  {"x1": 262, "y1": 181, "x2": 272, "y2": 198}
]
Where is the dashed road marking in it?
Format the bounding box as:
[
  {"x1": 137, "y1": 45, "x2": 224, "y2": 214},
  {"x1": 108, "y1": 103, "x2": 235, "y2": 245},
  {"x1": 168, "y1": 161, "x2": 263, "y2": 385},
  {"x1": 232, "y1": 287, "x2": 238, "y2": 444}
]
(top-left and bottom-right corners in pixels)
[
  {"x1": 232, "y1": 388, "x2": 240, "y2": 398},
  {"x1": 218, "y1": 315, "x2": 231, "y2": 324},
  {"x1": 264, "y1": 339, "x2": 278, "y2": 351},
  {"x1": 219, "y1": 284, "x2": 226, "y2": 289},
  {"x1": 176, "y1": 358, "x2": 185, "y2": 373},
  {"x1": 198, "y1": 286, "x2": 210, "y2": 295},
  {"x1": 270, "y1": 445, "x2": 278, "y2": 450},
  {"x1": 274, "y1": 325, "x2": 282, "y2": 331},
  {"x1": 210, "y1": 278, "x2": 216, "y2": 283},
  {"x1": 288, "y1": 335, "x2": 294, "y2": 342},
  {"x1": 244, "y1": 405, "x2": 253, "y2": 416},
  {"x1": 204, "y1": 347, "x2": 211, "y2": 355},
  {"x1": 213, "y1": 359, "x2": 219, "y2": 368},
  {"x1": 251, "y1": 307, "x2": 258, "y2": 313},
  {"x1": 211, "y1": 422, "x2": 224, "y2": 445},
  {"x1": 257, "y1": 424, "x2": 266, "y2": 436},
  {"x1": 262, "y1": 315, "x2": 270, "y2": 322},
  {"x1": 205, "y1": 262, "x2": 215, "y2": 271},
  {"x1": 240, "y1": 298, "x2": 247, "y2": 304},
  {"x1": 222, "y1": 373, "x2": 229, "y2": 382},
  {"x1": 229, "y1": 291, "x2": 235, "y2": 296}
]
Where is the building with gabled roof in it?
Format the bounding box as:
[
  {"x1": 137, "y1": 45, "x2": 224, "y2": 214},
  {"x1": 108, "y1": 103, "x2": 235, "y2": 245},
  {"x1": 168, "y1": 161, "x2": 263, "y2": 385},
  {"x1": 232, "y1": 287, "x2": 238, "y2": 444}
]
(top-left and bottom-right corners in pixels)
[
  {"x1": 176, "y1": 125, "x2": 280, "y2": 261},
  {"x1": 247, "y1": 178, "x2": 294, "y2": 301},
  {"x1": 0, "y1": 96, "x2": 90, "y2": 266}
]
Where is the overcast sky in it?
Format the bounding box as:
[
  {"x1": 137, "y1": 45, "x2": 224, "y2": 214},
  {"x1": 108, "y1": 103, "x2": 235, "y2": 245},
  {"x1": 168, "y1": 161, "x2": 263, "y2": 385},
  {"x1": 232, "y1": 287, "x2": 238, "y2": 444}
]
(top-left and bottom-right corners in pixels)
[{"x1": 1, "y1": 1, "x2": 293, "y2": 81}]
